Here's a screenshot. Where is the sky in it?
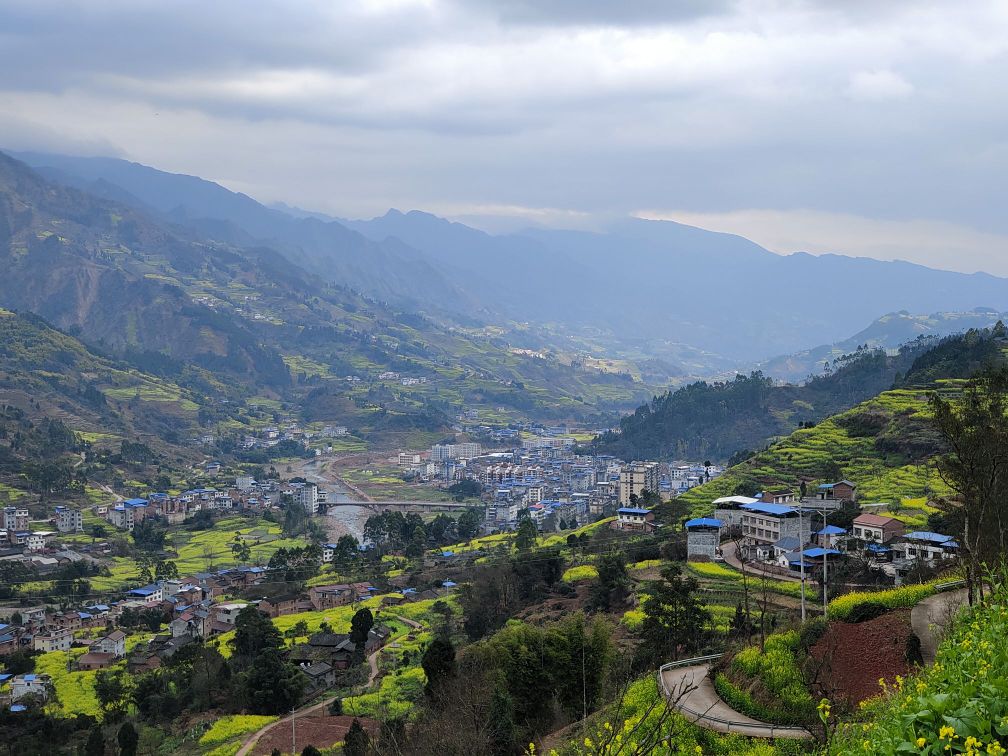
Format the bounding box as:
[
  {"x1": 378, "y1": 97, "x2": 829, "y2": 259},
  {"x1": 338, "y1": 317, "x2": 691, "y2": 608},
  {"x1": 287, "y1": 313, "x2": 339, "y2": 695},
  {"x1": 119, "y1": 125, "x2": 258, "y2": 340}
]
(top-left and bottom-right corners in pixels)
[{"x1": 1, "y1": 0, "x2": 1007, "y2": 274}]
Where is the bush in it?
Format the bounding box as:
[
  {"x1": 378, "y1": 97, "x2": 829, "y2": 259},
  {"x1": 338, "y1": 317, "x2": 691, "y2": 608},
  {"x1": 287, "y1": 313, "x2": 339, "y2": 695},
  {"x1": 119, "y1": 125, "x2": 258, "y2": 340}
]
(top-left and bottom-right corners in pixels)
[
  {"x1": 561, "y1": 565, "x2": 598, "y2": 583},
  {"x1": 722, "y1": 631, "x2": 814, "y2": 726},
  {"x1": 846, "y1": 600, "x2": 888, "y2": 623},
  {"x1": 827, "y1": 581, "x2": 942, "y2": 621},
  {"x1": 798, "y1": 616, "x2": 828, "y2": 650}
]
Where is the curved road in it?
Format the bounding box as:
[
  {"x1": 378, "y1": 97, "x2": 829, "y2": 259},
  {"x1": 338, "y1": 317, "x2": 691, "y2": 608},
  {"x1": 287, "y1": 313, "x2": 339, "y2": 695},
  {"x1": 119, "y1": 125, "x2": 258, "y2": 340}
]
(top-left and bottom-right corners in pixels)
[
  {"x1": 659, "y1": 662, "x2": 811, "y2": 738},
  {"x1": 911, "y1": 588, "x2": 969, "y2": 665}
]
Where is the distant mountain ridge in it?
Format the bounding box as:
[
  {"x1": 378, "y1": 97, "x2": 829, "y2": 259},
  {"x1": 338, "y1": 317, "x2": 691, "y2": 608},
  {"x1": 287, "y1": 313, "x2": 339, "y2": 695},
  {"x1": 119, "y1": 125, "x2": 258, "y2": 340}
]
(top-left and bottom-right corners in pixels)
[
  {"x1": 15, "y1": 150, "x2": 1008, "y2": 370},
  {"x1": 757, "y1": 309, "x2": 1008, "y2": 381}
]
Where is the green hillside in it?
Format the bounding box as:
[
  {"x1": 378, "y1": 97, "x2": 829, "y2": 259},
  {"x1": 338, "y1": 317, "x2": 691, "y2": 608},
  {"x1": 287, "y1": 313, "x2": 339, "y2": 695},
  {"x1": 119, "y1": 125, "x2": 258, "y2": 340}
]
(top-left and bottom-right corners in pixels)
[{"x1": 592, "y1": 345, "x2": 935, "y2": 462}]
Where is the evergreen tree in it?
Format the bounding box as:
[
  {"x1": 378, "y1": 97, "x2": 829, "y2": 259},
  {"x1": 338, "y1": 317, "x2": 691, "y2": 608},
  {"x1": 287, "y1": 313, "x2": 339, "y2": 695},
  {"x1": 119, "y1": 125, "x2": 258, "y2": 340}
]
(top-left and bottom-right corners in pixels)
[
  {"x1": 83, "y1": 727, "x2": 104, "y2": 756},
  {"x1": 343, "y1": 718, "x2": 370, "y2": 756},
  {"x1": 116, "y1": 722, "x2": 138, "y2": 756},
  {"x1": 421, "y1": 636, "x2": 456, "y2": 693},
  {"x1": 638, "y1": 564, "x2": 711, "y2": 665}
]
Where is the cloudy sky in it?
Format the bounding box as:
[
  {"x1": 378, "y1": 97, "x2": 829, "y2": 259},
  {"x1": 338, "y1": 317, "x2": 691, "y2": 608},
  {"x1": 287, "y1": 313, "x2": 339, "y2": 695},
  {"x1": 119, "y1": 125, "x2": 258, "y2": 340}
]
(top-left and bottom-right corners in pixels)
[{"x1": 2, "y1": 0, "x2": 1007, "y2": 273}]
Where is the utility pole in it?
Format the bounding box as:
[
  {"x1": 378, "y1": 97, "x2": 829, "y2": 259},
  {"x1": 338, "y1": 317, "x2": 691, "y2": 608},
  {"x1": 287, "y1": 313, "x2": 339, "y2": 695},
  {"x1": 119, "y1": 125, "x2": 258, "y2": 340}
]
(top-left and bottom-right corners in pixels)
[
  {"x1": 291, "y1": 705, "x2": 296, "y2": 754},
  {"x1": 799, "y1": 504, "x2": 806, "y2": 622},
  {"x1": 822, "y1": 506, "x2": 830, "y2": 617}
]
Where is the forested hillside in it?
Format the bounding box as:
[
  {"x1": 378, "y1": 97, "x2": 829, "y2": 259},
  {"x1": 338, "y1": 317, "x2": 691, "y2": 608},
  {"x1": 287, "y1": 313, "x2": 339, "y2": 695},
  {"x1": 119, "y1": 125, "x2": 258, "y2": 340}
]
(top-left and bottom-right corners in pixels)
[
  {"x1": 675, "y1": 325, "x2": 1008, "y2": 515},
  {"x1": 593, "y1": 344, "x2": 930, "y2": 462}
]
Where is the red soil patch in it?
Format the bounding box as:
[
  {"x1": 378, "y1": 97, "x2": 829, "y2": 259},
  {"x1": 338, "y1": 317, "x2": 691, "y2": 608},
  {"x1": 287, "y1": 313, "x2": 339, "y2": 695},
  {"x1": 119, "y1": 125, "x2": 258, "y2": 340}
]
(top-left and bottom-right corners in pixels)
[
  {"x1": 810, "y1": 608, "x2": 914, "y2": 707},
  {"x1": 252, "y1": 715, "x2": 380, "y2": 755}
]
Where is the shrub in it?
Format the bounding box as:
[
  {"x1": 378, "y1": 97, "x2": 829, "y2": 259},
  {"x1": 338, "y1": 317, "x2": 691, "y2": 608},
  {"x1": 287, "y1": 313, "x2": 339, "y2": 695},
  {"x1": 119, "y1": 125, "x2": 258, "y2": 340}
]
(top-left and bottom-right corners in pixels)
[
  {"x1": 798, "y1": 616, "x2": 828, "y2": 650},
  {"x1": 561, "y1": 565, "x2": 598, "y2": 583},
  {"x1": 846, "y1": 600, "x2": 888, "y2": 623},
  {"x1": 827, "y1": 581, "x2": 943, "y2": 621}
]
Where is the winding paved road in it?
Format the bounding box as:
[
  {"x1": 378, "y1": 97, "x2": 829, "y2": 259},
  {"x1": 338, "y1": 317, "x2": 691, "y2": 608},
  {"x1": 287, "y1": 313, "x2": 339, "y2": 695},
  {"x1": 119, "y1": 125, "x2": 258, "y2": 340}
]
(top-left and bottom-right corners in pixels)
[
  {"x1": 659, "y1": 662, "x2": 812, "y2": 739},
  {"x1": 911, "y1": 588, "x2": 969, "y2": 665}
]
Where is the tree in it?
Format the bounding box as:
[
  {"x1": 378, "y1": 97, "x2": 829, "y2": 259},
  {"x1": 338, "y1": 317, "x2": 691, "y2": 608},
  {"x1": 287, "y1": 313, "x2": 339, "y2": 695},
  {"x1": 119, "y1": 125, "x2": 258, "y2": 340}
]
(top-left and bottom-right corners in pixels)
[
  {"x1": 343, "y1": 718, "x2": 370, "y2": 756},
  {"x1": 589, "y1": 552, "x2": 630, "y2": 611},
  {"x1": 95, "y1": 668, "x2": 132, "y2": 716},
  {"x1": 931, "y1": 366, "x2": 1008, "y2": 603},
  {"x1": 421, "y1": 636, "x2": 456, "y2": 693},
  {"x1": 349, "y1": 607, "x2": 374, "y2": 647},
  {"x1": 637, "y1": 565, "x2": 711, "y2": 665},
  {"x1": 514, "y1": 518, "x2": 537, "y2": 552},
  {"x1": 456, "y1": 508, "x2": 482, "y2": 540},
  {"x1": 84, "y1": 726, "x2": 105, "y2": 756},
  {"x1": 116, "y1": 722, "x2": 138, "y2": 756},
  {"x1": 154, "y1": 560, "x2": 178, "y2": 581},
  {"x1": 230, "y1": 605, "x2": 283, "y2": 667},
  {"x1": 447, "y1": 479, "x2": 481, "y2": 501},
  {"x1": 301, "y1": 746, "x2": 322, "y2": 756},
  {"x1": 236, "y1": 648, "x2": 306, "y2": 714},
  {"x1": 230, "y1": 537, "x2": 251, "y2": 564},
  {"x1": 91, "y1": 523, "x2": 108, "y2": 544}
]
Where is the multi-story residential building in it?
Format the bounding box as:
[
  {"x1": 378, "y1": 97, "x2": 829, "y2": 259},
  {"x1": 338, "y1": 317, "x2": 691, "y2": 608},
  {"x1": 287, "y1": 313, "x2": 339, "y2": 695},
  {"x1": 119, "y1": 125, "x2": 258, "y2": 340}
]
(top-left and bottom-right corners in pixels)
[
  {"x1": 32, "y1": 628, "x2": 74, "y2": 653},
  {"x1": 739, "y1": 502, "x2": 811, "y2": 546},
  {"x1": 431, "y1": 442, "x2": 482, "y2": 462},
  {"x1": 618, "y1": 463, "x2": 660, "y2": 506},
  {"x1": 108, "y1": 499, "x2": 149, "y2": 531},
  {"x1": 2, "y1": 507, "x2": 29, "y2": 536},
  {"x1": 297, "y1": 483, "x2": 319, "y2": 515},
  {"x1": 10, "y1": 673, "x2": 53, "y2": 701},
  {"x1": 91, "y1": 630, "x2": 127, "y2": 657},
  {"x1": 54, "y1": 506, "x2": 83, "y2": 533},
  {"x1": 309, "y1": 584, "x2": 355, "y2": 611},
  {"x1": 614, "y1": 506, "x2": 657, "y2": 532}
]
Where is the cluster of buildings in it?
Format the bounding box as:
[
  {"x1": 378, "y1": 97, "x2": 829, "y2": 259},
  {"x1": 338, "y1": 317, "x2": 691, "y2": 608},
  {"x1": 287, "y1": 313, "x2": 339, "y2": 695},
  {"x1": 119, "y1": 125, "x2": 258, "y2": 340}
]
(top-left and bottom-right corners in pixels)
[{"x1": 684, "y1": 480, "x2": 958, "y2": 582}]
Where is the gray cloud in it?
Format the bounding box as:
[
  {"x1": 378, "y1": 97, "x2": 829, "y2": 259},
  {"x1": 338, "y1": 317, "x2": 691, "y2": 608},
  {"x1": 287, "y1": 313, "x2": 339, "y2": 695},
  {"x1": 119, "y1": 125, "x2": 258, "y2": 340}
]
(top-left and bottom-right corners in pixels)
[{"x1": 0, "y1": 0, "x2": 1007, "y2": 270}]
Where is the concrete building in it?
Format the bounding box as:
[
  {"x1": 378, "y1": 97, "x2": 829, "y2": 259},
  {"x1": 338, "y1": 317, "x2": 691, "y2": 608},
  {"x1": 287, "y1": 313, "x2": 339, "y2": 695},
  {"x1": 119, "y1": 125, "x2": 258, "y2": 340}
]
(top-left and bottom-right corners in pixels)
[
  {"x1": 32, "y1": 629, "x2": 73, "y2": 653},
  {"x1": 614, "y1": 507, "x2": 657, "y2": 532},
  {"x1": 739, "y1": 503, "x2": 811, "y2": 546},
  {"x1": 892, "y1": 531, "x2": 958, "y2": 566},
  {"x1": 297, "y1": 483, "x2": 319, "y2": 515},
  {"x1": 618, "y1": 462, "x2": 660, "y2": 506},
  {"x1": 54, "y1": 506, "x2": 83, "y2": 533},
  {"x1": 10, "y1": 673, "x2": 52, "y2": 702},
  {"x1": 712, "y1": 495, "x2": 759, "y2": 530},
  {"x1": 685, "y1": 517, "x2": 722, "y2": 561}
]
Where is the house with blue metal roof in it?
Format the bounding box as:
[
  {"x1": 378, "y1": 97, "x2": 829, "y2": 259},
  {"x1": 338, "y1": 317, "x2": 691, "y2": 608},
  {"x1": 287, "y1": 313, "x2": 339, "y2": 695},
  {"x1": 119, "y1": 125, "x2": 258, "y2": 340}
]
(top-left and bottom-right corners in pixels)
[
  {"x1": 615, "y1": 507, "x2": 657, "y2": 533},
  {"x1": 740, "y1": 501, "x2": 810, "y2": 547},
  {"x1": 893, "y1": 530, "x2": 958, "y2": 566},
  {"x1": 685, "y1": 517, "x2": 722, "y2": 561}
]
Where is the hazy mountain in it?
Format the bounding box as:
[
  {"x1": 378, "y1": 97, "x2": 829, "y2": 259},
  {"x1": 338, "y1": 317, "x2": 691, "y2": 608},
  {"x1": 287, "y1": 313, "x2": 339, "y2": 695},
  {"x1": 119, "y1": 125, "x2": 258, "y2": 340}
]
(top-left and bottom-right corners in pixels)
[
  {"x1": 17, "y1": 151, "x2": 1008, "y2": 367},
  {"x1": 0, "y1": 152, "x2": 655, "y2": 445},
  {"x1": 757, "y1": 309, "x2": 1008, "y2": 381},
  {"x1": 13, "y1": 151, "x2": 472, "y2": 316}
]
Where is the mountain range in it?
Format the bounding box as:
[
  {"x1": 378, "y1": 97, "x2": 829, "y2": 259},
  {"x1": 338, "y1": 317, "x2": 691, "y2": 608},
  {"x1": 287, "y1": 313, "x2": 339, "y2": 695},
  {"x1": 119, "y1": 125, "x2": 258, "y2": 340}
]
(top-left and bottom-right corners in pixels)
[
  {"x1": 15, "y1": 151, "x2": 1008, "y2": 377},
  {"x1": 0, "y1": 150, "x2": 657, "y2": 453}
]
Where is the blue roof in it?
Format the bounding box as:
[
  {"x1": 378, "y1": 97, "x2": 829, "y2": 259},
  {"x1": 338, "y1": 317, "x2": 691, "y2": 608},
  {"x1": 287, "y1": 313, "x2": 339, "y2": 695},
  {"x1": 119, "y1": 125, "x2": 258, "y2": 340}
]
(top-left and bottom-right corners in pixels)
[
  {"x1": 10, "y1": 704, "x2": 26, "y2": 712},
  {"x1": 441, "y1": 550, "x2": 455, "y2": 557},
  {"x1": 816, "y1": 525, "x2": 847, "y2": 535},
  {"x1": 905, "y1": 531, "x2": 955, "y2": 544},
  {"x1": 801, "y1": 547, "x2": 842, "y2": 559},
  {"x1": 0, "y1": 674, "x2": 11, "y2": 683},
  {"x1": 685, "y1": 517, "x2": 722, "y2": 529},
  {"x1": 618, "y1": 507, "x2": 651, "y2": 515},
  {"x1": 442, "y1": 580, "x2": 457, "y2": 588},
  {"x1": 128, "y1": 585, "x2": 160, "y2": 596},
  {"x1": 23, "y1": 674, "x2": 36, "y2": 681},
  {"x1": 740, "y1": 502, "x2": 798, "y2": 516},
  {"x1": 866, "y1": 543, "x2": 891, "y2": 553},
  {"x1": 123, "y1": 498, "x2": 148, "y2": 507}
]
